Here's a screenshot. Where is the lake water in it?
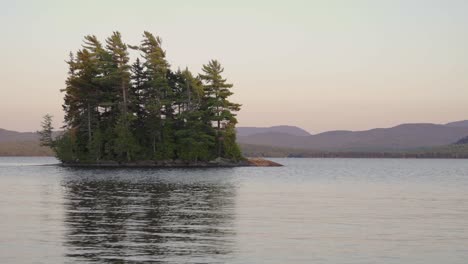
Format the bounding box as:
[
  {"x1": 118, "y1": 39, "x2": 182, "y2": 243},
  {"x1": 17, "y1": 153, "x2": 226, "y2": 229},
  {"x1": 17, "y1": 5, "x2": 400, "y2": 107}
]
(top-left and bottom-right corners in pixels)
[{"x1": 1, "y1": 157, "x2": 468, "y2": 263}]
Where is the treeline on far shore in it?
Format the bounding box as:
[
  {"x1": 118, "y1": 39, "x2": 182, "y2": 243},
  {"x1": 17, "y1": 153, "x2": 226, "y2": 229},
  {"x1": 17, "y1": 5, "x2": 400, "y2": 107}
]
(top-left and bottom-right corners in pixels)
[
  {"x1": 240, "y1": 143, "x2": 468, "y2": 159},
  {"x1": 0, "y1": 141, "x2": 54, "y2": 156},
  {"x1": 3, "y1": 141, "x2": 468, "y2": 159}
]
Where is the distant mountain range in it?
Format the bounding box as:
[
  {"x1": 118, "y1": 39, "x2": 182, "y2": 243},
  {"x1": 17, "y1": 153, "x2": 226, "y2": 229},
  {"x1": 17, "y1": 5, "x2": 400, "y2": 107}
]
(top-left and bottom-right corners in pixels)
[
  {"x1": 0, "y1": 129, "x2": 53, "y2": 156},
  {"x1": 236, "y1": 121, "x2": 468, "y2": 152},
  {"x1": 236, "y1": 125, "x2": 311, "y2": 137},
  {"x1": 0, "y1": 129, "x2": 61, "y2": 142},
  {"x1": 0, "y1": 129, "x2": 39, "y2": 142},
  {"x1": 2, "y1": 120, "x2": 468, "y2": 156}
]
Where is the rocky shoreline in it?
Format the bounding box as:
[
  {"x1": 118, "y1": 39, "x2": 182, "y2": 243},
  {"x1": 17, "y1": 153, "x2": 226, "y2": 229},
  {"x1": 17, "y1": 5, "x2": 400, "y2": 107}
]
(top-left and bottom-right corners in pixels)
[{"x1": 61, "y1": 157, "x2": 282, "y2": 168}]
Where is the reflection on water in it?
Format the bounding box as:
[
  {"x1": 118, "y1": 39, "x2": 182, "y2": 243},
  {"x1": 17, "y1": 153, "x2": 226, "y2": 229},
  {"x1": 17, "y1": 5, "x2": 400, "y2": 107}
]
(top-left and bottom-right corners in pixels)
[
  {"x1": 3, "y1": 158, "x2": 468, "y2": 263},
  {"x1": 62, "y1": 169, "x2": 236, "y2": 263}
]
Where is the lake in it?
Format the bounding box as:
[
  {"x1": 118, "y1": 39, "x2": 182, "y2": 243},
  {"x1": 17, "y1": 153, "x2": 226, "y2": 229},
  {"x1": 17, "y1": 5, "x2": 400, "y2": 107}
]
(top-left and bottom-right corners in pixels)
[{"x1": 1, "y1": 157, "x2": 468, "y2": 263}]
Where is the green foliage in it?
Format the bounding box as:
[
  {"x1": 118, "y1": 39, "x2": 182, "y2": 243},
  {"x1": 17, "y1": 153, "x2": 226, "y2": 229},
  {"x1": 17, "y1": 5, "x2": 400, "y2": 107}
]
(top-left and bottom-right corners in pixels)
[
  {"x1": 54, "y1": 32, "x2": 243, "y2": 163},
  {"x1": 222, "y1": 124, "x2": 243, "y2": 161},
  {"x1": 87, "y1": 128, "x2": 103, "y2": 162},
  {"x1": 199, "y1": 60, "x2": 241, "y2": 157},
  {"x1": 38, "y1": 114, "x2": 54, "y2": 148},
  {"x1": 113, "y1": 114, "x2": 139, "y2": 161},
  {"x1": 175, "y1": 111, "x2": 216, "y2": 161},
  {"x1": 54, "y1": 131, "x2": 77, "y2": 162}
]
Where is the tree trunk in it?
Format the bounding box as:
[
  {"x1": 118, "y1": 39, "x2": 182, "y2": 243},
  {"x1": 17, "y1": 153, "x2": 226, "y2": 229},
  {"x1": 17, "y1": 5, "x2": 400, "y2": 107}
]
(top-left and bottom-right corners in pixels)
[
  {"x1": 87, "y1": 103, "x2": 92, "y2": 143},
  {"x1": 122, "y1": 78, "x2": 127, "y2": 117},
  {"x1": 187, "y1": 78, "x2": 191, "y2": 111},
  {"x1": 122, "y1": 77, "x2": 129, "y2": 162},
  {"x1": 217, "y1": 115, "x2": 221, "y2": 157}
]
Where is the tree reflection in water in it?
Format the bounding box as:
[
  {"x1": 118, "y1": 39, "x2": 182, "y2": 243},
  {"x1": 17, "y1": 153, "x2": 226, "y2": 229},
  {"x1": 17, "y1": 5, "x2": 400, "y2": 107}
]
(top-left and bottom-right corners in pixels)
[{"x1": 61, "y1": 168, "x2": 237, "y2": 263}]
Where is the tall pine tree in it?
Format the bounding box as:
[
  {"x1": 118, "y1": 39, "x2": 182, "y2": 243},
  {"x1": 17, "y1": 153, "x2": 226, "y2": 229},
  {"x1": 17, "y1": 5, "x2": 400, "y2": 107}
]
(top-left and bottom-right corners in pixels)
[{"x1": 199, "y1": 60, "x2": 241, "y2": 158}]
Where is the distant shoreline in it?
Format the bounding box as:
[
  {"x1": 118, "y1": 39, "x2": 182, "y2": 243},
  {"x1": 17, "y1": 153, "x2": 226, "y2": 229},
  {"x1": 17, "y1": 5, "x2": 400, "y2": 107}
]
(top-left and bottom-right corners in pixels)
[
  {"x1": 2, "y1": 141, "x2": 468, "y2": 159},
  {"x1": 2, "y1": 154, "x2": 468, "y2": 160},
  {"x1": 282, "y1": 153, "x2": 468, "y2": 159},
  {"x1": 240, "y1": 143, "x2": 468, "y2": 159}
]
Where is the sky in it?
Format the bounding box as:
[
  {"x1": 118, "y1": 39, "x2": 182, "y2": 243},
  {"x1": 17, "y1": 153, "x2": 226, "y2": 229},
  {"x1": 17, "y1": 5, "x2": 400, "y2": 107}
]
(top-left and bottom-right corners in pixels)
[{"x1": 1, "y1": 0, "x2": 468, "y2": 133}]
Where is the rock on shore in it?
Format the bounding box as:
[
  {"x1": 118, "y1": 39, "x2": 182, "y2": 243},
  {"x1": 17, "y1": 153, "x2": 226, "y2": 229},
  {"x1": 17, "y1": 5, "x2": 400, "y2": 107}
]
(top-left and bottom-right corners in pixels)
[{"x1": 246, "y1": 158, "x2": 283, "y2": 167}]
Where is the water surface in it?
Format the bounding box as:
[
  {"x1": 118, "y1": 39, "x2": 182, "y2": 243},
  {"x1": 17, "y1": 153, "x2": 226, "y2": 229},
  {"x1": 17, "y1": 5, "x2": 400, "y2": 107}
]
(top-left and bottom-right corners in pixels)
[{"x1": 1, "y1": 157, "x2": 468, "y2": 263}]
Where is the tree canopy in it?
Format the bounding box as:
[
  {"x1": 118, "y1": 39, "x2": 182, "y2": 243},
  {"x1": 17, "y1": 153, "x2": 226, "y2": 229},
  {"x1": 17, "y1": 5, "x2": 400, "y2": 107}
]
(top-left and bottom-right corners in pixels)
[{"x1": 48, "y1": 31, "x2": 243, "y2": 164}]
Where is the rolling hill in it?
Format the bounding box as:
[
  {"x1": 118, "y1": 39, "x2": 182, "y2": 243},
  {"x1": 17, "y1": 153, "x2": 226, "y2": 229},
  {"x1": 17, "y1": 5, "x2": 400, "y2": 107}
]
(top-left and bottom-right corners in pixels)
[
  {"x1": 0, "y1": 129, "x2": 56, "y2": 156},
  {"x1": 445, "y1": 120, "x2": 468, "y2": 128},
  {"x1": 236, "y1": 125, "x2": 311, "y2": 137},
  {"x1": 237, "y1": 123, "x2": 468, "y2": 151},
  {"x1": 0, "y1": 128, "x2": 40, "y2": 142}
]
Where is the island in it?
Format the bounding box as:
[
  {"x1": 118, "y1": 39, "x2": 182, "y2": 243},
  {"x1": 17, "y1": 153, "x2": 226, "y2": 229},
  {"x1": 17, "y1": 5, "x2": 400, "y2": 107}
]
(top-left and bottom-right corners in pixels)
[{"x1": 38, "y1": 31, "x2": 281, "y2": 167}]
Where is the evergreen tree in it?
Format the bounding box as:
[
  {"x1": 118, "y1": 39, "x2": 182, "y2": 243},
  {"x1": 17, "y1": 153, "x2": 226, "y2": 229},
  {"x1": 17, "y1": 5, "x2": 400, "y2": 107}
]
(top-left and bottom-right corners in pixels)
[
  {"x1": 105, "y1": 31, "x2": 131, "y2": 117},
  {"x1": 222, "y1": 123, "x2": 242, "y2": 161},
  {"x1": 199, "y1": 60, "x2": 241, "y2": 157},
  {"x1": 63, "y1": 48, "x2": 101, "y2": 159},
  {"x1": 54, "y1": 131, "x2": 77, "y2": 162},
  {"x1": 113, "y1": 114, "x2": 139, "y2": 161},
  {"x1": 136, "y1": 32, "x2": 174, "y2": 158},
  {"x1": 129, "y1": 58, "x2": 150, "y2": 158},
  {"x1": 105, "y1": 31, "x2": 136, "y2": 161},
  {"x1": 172, "y1": 68, "x2": 216, "y2": 161},
  {"x1": 130, "y1": 58, "x2": 147, "y2": 122},
  {"x1": 38, "y1": 114, "x2": 54, "y2": 147},
  {"x1": 87, "y1": 128, "x2": 102, "y2": 162}
]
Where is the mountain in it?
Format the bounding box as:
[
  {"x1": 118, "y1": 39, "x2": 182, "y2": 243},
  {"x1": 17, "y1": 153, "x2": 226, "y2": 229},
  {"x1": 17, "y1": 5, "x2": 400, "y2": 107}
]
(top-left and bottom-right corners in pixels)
[
  {"x1": 0, "y1": 129, "x2": 58, "y2": 156},
  {"x1": 454, "y1": 136, "x2": 468, "y2": 145},
  {"x1": 0, "y1": 128, "x2": 39, "y2": 142},
  {"x1": 445, "y1": 120, "x2": 468, "y2": 128},
  {"x1": 237, "y1": 123, "x2": 468, "y2": 151},
  {"x1": 0, "y1": 128, "x2": 61, "y2": 142},
  {"x1": 236, "y1": 126, "x2": 311, "y2": 137}
]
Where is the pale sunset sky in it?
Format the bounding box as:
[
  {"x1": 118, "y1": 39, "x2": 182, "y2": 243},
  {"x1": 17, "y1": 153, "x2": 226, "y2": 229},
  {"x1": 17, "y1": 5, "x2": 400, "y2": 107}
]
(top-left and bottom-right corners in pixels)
[{"x1": 1, "y1": 0, "x2": 468, "y2": 133}]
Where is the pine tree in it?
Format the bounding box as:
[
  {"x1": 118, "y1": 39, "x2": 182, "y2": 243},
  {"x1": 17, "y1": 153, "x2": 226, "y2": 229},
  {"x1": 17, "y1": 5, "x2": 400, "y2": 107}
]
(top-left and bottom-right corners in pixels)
[
  {"x1": 63, "y1": 48, "x2": 100, "y2": 159},
  {"x1": 130, "y1": 58, "x2": 147, "y2": 121},
  {"x1": 105, "y1": 31, "x2": 136, "y2": 161},
  {"x1": 38, "y1": 114, "x2": 54, "y2": 147},
  {"x1": 199, "y1": 60, "x2": 241, "y2": 157},
  {"x1": 54, "y1": 131, "x2": 76, "y2": 162},
  {"x1": 105, "y1": 31, "x2": 131, "y2": 117},
  {"x1": 129, "y1": 58, "x2": 149, "y2": 158},
  {"x1": 136, "y1": 32, "x2": 174, "y2": 158},
  {"x1": 113, "y1": 114, "x2": 139, "y2": 161}
]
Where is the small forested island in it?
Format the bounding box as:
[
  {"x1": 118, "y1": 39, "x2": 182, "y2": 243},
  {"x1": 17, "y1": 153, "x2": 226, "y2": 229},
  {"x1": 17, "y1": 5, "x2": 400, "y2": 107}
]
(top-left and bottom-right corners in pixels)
[{"x1": 38, "y1": 31, "x2": 281, "y2": 167}]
